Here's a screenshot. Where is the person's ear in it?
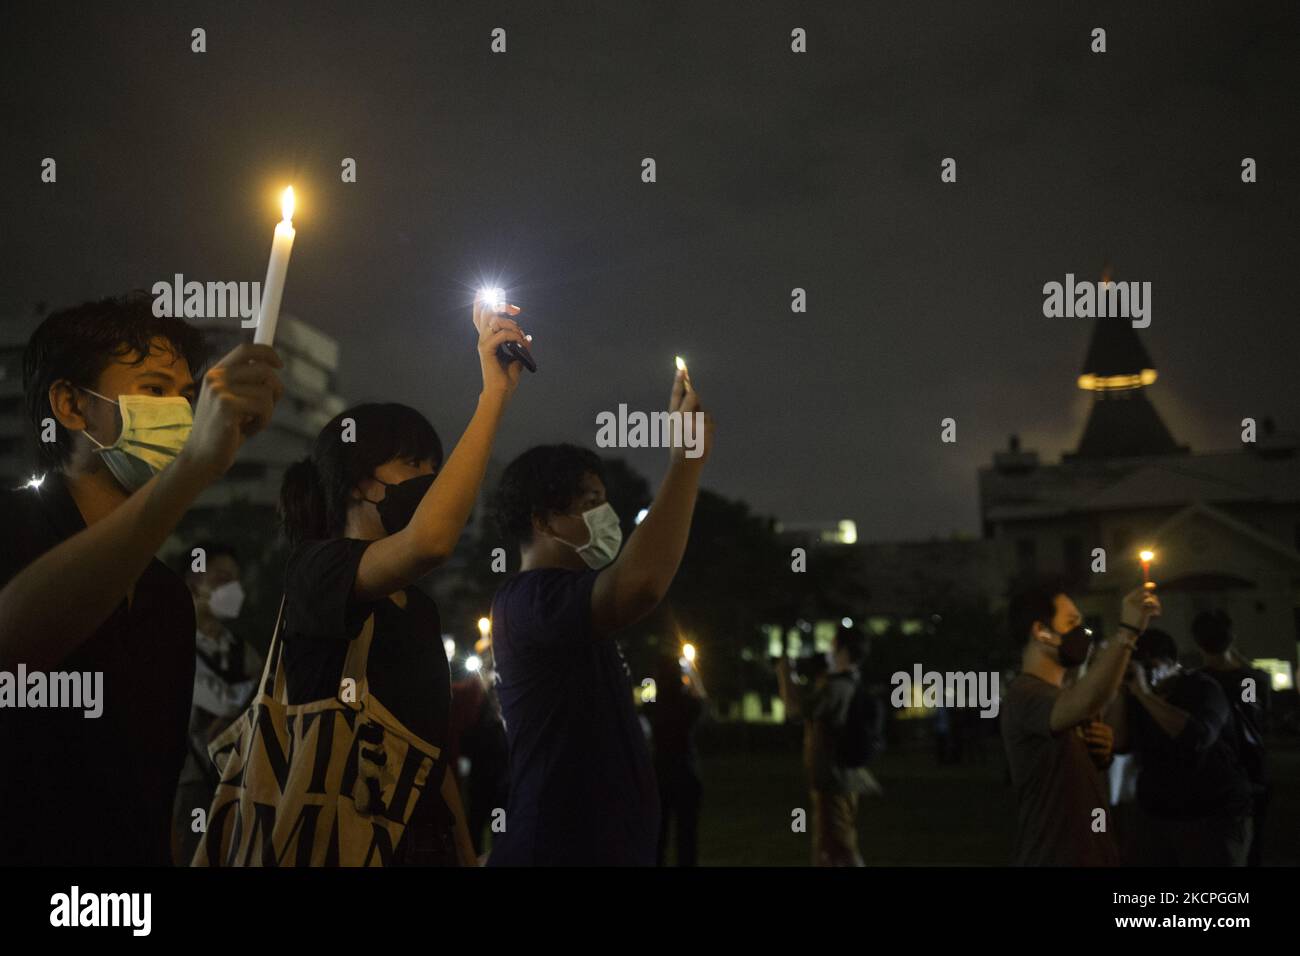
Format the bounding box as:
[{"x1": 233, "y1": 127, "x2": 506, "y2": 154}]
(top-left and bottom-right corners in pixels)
[
  {"x1": 49, "y1": 380, "x2": 89, "y2": 433},
  {"x1": 531, "y1": 511, "x2": 556, "y2": 540}
]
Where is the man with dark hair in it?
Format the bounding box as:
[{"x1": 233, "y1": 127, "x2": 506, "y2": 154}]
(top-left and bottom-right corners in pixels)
[
  {"x1": 1000, "y1": 580, "x2": 1159, "y2": 866},
  {"x1": 1190, "y1": 609, "x2": 1270, "y2": 865},
  {"x1": 1109, "y1": 627, "x2": 1255, "y2": 866},
  {"x1": 776, "y1": 626, "x2": 882, "y2": 866},
  {"x1": 485, "y1": 369, "x2": 712, "y2": 865},
  {"x1": 0, "y1": 294, "x2": 283, "y2": 865}
]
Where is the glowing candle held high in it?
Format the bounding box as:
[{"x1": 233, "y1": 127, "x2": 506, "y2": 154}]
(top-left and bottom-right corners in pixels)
[
  {"x1": 1139, "y1": 549, "x2": 1155, "y2": 588},
  {"x1": 254, "y1": 187, "x2": 296, "y2": 346}
]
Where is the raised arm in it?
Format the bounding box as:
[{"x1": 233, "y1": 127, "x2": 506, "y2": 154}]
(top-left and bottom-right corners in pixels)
[
  {"x1": 1049, "y1": 588, "x2": 1159, "y2": 732},
  {"x1": 0, "y1": 344, "x2": 283, "y2": 670},
  {"x1": 590, "y1": 369, "x2": 713, "y2": 637},
  {"x1": 354, "y1": 301, "x2": 528, "y2": 601}
]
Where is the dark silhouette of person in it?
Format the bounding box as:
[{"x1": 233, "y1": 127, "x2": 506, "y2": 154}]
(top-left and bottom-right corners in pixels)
[{"x1": 644, "y1": 652, "x2": 706, "y2": 866}]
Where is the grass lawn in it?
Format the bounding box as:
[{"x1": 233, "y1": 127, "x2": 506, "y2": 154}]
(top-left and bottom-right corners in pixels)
[{"x1": 686, "y1": 736, "x2": 1299, "y2": 867}]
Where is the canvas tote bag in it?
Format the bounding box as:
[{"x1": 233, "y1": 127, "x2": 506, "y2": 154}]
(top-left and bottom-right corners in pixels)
[{"x1": 192, "y1": 599, "x2": 442, "y2": 866}]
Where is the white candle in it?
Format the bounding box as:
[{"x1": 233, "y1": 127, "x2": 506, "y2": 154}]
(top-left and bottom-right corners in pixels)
[{"x1": 254, "y1": 186, "x2": 296, "y2": 345}]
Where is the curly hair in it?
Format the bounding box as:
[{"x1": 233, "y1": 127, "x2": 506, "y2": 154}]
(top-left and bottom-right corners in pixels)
[{"x1": 491, "y1": 444, "x2": 605, "y2": 544}]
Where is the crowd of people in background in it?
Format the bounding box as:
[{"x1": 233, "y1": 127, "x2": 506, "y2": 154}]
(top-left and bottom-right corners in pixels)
[
  {"x1": 1003, "y1": 581, "x2": 1270, "y2": 867},
  {"x1": 0, "y1": 292, "x2": 1280, "y2": 868}
]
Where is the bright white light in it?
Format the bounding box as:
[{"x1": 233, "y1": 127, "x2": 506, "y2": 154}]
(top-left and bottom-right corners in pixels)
[
  {"x1": 443, "y1": 637, "x2": 455, "y2": 661},
  {"x1": 841, "y1": 617, "x2": 853, "y2": 629},
  {"x1": 465, "y1": 655, "x2": 482, "y2": 673},
  {"x1": 478, "y1": 287, "x2": 506, "y2": 310},
  {"x1": 682, "y1": 643, "x2": 696, "y2": 664},
  {"x1": 635, "y1": 507, "x2": 649, "y2": 525},
  {"x1": 26, "y1": 474, "x2": 45, "y2": 489},
  {"x1": 477, "y1": 616, "x2": 491, "y2": 637}
]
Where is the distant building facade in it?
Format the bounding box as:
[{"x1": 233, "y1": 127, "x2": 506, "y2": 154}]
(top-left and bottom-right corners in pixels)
[{"x1": 980, "y1": 307, "x2": 1300, "y2": 688}]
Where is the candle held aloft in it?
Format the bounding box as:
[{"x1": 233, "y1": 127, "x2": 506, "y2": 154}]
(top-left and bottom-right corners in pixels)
[{"x1": 254, "y1": 187, "x2": 296, "y2": 346}]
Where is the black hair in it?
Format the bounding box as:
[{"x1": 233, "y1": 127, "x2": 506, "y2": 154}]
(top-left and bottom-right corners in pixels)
[
  {"x1": 22, "y1": 293, "x2": 208, "y2": 472},
  {"x1": 1190, "y1": 610, "x2": 1233, "y2": 655},
  {"x1": 835, "y1": 628, "x2": 867, "y2": 664},
  {"x1": 279, "y1": 403, "x2": 442, "y2": 545},
  {"x1": 491, "y1": 443, "x2": 606, "y2": 545},
  {"x1": 1007, "y1": 579, "x2": 1069, "y2": 646},
  {"x1": 1135, "y1": 627, "x2": 1178, "y2": 666}
]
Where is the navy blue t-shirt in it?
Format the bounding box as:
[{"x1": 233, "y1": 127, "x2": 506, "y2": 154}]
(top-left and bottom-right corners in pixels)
[{"x1": 488, "y1": 568, "x2": 659, "y2": 866}]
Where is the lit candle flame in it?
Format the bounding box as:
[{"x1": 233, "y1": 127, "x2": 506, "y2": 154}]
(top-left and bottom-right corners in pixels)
[
  {"x1": 281, "y1": 186, "x2": 295, "y2": 223},
  {"x1": 1139, "y1": 550, "x2": 1154, "y2": 564},
  {"x1": 477, "y1": 616, "x2": 491, "y2": 637},
  {"x1": 675, "y1": 356, "x2": 686, "y2": 372},
  {"x1": 682, "y1": 642, "x2": 696, "y2": 664}
]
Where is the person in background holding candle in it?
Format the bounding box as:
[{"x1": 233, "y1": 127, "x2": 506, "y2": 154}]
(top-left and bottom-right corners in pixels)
[
  {"x1": 275, "y1": 298, "x2": 529, "y2": 866},
  {"x1": 486, "y1": 365, "x2": 713, "y2": 866},
  {"x1": 0, "y1": 293, "x2": 284, "y2": 865}
]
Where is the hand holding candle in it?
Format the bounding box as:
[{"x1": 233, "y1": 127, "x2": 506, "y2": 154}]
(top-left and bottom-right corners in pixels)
[
  {"x1": 1139, "y1": 549, "x2": 1156, "y2": 590},
  {"x1": 254, "y1": 187, "x2": 296, "y2": 346}
]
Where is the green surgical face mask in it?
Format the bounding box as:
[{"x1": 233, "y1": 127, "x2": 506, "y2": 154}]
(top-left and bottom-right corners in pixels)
[{"x1": 80, "y1": 387, "x2": 193, "y2": 492}]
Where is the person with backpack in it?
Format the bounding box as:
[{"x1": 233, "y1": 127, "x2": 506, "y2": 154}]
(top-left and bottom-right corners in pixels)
[
  {"x1": 210, "y1": 297, "x2": 530, "y2": 867},
  {"x1": 1191, "y1": 610, "x2": 1270, "y2": 865},
  {"x1": 776, "y1": 627, "x2": 882, "y2": 866},
  {"x1": 1110, "y1": 628, "x2": 1254, "y2": 866}
]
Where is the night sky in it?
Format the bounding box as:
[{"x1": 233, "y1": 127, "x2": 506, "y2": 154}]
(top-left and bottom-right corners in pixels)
[{"x1": 4, "y1": 1, "x2": 1297, "y2": 540}]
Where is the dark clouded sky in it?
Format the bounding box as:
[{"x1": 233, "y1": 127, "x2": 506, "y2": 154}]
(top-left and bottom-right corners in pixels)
[{"x1": 4, "y1": 1, "x2": 1297, "y2": 540}]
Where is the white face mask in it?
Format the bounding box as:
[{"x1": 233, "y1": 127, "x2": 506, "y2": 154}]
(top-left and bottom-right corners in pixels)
[
  {"x1": 207, "y1": 580, "x2": 245, "y2": 620},
  {"x1": 563, "y1": 503, "x2": 623, "y2": 570}
]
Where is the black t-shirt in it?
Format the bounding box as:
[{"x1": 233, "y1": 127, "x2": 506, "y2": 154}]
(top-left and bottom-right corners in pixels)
[
  {"x1": 282, "y1": 539, "x2": 452, "y2": 826},
  {"x1": 488, "y1": 568, "x2": 659, "y2": 866},
  {"x1": 1129, "y1": 670, "x2": 1253, "y2": 820},
  {"x1": 0, "y1": 474, "x2": 195, "y2": 866}
]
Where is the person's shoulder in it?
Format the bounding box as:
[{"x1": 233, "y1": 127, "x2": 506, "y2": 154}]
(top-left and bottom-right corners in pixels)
[{"x1": 498, "y1": 567, "x2": 596, "y2": 603}]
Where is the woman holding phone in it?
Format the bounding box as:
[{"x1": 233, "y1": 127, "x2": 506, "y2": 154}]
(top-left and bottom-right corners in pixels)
[{"x1": 275, "y1": 298, "x2": 529, "y2": 865}]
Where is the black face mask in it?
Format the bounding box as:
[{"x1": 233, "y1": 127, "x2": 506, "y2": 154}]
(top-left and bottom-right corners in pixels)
[
  {"x1": 367, "y1": 474, "x2": 436, "y2": 535},
  {"x1": 1054, "y1": 625, "x2": 1093, "y2": 668}
]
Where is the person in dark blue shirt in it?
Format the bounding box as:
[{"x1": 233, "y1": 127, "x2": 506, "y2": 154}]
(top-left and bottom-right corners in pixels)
[{"x1": 487, "y1": 368, "x2": 713, "y2": 865}]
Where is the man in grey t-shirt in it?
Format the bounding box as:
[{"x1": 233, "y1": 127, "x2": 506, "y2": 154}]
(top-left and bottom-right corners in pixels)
[{"x1": 1001, "y1": 581, "x2": 1159, "y2": 866}]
